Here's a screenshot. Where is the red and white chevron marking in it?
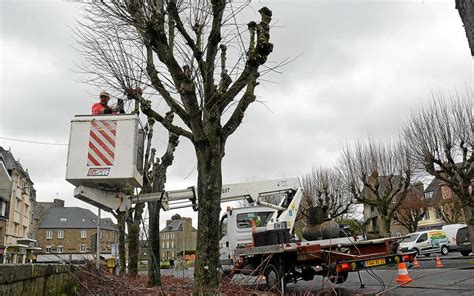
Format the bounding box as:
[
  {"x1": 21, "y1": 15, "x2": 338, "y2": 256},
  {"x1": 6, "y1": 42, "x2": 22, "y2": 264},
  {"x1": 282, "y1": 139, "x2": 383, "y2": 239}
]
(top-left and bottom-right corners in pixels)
[{"x1": 87, "y1": 120, "x2": 117, "y2": 167}]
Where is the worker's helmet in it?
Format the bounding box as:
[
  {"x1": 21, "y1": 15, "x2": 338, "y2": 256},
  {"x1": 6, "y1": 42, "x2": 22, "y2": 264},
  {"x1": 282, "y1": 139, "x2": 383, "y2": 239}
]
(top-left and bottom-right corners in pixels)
[{"x1": 99, "y1": 91, "x2": 110, "y2": 99}]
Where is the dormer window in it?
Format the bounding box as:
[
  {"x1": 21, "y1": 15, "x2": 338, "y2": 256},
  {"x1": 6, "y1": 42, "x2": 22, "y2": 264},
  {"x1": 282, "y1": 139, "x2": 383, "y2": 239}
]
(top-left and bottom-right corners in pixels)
[{"x1": 60, "y1": 217, "x2": 67, "y2": 222}]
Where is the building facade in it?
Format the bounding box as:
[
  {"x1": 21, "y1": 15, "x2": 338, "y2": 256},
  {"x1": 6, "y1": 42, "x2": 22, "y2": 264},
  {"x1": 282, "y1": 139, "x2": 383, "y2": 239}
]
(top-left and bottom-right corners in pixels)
[
  {"x1": 0, "y1": 147, "x2": 38, "y2": 264},
  {"x1": 160, "y1": 216, "x2": 197, "y2": 260},
  {"x1": 36, "y1": 202, "x2": 118, "y2": 255},
  {"x1": 363, "y1": 177, "x2": 466, "y2": 236}
]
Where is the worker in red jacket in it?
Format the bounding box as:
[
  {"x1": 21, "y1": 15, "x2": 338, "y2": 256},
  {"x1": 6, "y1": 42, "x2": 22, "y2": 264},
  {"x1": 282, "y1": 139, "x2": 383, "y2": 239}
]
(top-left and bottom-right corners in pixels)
[{"x1": 91, "y1": 91, "x2": 123, "y2": 115}]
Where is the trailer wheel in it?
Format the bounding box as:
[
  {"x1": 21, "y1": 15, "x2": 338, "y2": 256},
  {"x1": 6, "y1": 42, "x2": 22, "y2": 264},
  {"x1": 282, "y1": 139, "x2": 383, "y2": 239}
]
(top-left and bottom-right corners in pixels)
[
  {"x1": 264, "y1": 264, "x2": 283, "y2": 290},
  {"x1": 329, "y1": 271, "x2": 348, "y2": 284}
]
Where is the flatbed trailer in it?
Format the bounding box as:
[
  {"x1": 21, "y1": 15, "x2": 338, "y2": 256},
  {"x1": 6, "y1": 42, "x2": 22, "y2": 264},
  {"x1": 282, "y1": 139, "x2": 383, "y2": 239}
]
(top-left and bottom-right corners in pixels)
[{"x1": 232, "y1": 236, "x2": 416, "y2": 288}]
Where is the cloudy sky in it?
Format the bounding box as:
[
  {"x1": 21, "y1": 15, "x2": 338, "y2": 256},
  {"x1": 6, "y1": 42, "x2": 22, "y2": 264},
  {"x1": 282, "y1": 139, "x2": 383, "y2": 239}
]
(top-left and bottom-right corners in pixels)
[{"x1": 0, "y1": 0, "x2": 471, "y2": 226}]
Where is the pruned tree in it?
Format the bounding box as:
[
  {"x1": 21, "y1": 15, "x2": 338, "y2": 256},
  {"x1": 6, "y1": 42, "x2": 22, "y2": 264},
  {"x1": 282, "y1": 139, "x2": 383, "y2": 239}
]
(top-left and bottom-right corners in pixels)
[
  {"x1": 403, "y1": 94, "x2": 473, "y2": 252},
  {"x1": 301, "y1": 167, "x2": 354, "y2": 219},
  {"x1": 395, "y1": 183, "x2": 428, "y2": 233},
  {"x1": 341, "y1": 139, "x2": 412, "y2": 237},
  {"x1": 75, "y1": 1, "x2": 276, "y2": 290},
  {"x1": 73, "y1": 3, "x2": 181, "y2": 284}
]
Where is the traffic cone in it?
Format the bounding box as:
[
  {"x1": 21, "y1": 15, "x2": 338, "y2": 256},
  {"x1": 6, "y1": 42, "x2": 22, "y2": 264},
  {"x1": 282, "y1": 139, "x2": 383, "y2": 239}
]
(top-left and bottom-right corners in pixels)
[
  {"x1": 395, "y1": 262, "x2": 413, "y2": 284},
  {"x1": 413, "y1": 257, "x2": 420, "y2": 268},
  {"x1": 435, "y1": 255, "x2": 443, "y2": 268}
]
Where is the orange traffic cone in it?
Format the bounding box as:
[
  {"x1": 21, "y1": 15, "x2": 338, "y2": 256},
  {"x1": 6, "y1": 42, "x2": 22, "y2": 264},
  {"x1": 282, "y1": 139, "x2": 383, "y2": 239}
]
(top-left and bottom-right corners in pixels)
[
  {"x1": 395, "y1": 262, "x2": 413, "y2": 284},
  {"x1": 413, "y1": 257, "x2": 420, "y2": 268},
  {"x1": 435, "y1": 255, "x2": 443, "y2": 268}
]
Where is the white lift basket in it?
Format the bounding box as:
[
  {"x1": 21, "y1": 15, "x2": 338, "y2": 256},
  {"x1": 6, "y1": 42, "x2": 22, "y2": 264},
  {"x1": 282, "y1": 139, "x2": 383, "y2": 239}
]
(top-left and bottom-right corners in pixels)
[{"x1": 65, "y1": 114, "x2": 145, "y2": 191}]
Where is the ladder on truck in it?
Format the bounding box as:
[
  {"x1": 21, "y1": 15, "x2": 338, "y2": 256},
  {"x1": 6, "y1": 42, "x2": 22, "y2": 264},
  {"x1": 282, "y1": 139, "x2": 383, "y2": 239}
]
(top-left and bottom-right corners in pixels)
[{"x1": 73, "y1": 177, "x2": 303, "y2": 232}]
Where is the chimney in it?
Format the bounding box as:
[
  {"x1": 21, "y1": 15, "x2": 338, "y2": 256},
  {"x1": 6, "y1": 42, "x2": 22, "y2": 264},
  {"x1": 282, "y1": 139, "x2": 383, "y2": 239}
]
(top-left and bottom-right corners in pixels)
[{"x1": 53, "y1": 199, "x2": 65, "y2": 207}]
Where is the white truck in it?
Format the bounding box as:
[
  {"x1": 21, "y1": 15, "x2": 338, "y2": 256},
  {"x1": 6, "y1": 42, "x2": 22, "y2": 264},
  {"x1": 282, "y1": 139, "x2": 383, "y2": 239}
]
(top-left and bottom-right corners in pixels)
[
  {"x1": 214, "y1": 178, "x2": 415, "y2": 289},
  {"x1": 66, "y1": 114, "x2": 415, "y2": 289}
]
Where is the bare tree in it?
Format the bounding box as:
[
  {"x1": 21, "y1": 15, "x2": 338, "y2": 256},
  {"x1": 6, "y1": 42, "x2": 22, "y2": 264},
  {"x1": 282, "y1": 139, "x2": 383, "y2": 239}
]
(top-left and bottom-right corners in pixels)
[
  {"x1": 395, "y1": 183, "x2": 428, "y2": 233},
  {"x1": 436, "y1": 196, "x2": 465, "y2": 224},
  {"x1": 341, "y1": 139, "x2": 412, "y2": 237},
  {"x1": 301, "y1": 167, "x2": 354, "y2": 219},
  {"x1": 403, "y1": 94, "x2": 473, "y2": 252},
  {"x1": 75, "y1": 1, "x2": 276, "y2": 290}
]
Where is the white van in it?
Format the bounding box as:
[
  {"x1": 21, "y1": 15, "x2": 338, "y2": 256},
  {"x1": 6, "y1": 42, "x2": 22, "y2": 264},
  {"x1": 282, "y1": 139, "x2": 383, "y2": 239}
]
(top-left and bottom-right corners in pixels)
[
  {"x1": 442, "y1": 224, "x2": 467, "y2": 251},
  {"x1": 399, "y1": 230, "x2": 450, "y2": 257}
]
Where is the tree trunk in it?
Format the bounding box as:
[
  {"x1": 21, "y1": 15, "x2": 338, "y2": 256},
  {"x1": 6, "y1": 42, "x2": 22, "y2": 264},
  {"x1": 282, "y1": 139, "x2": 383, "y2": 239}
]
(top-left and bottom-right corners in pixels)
[
  {"x1": 193, "y1": 144, "x2": 223, "y2": 293},
  {"x1": 127, "y1": 220, "x2": 140, "y2": 277},
  {"x1": 380, "y1": 216, "x2": 392, "y2": 237},
  {"x1": 147, "y1": 201, "x2": 161, "y2": 287},
  {"x1": 462, "y1": 204, "x2": 474, "y2": 254},
  {"x1": 117, "y1": 211, "x2": 127, "y2": 275}
]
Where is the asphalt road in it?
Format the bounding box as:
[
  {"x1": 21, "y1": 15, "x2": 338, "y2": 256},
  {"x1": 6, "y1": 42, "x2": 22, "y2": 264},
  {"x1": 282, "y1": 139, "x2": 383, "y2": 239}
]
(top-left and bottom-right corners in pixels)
[
  {"x1": 286, "y1": 252, "x2": 474, "y2": 295},
  {"x1": 286, "y1": 268, "x2": 474, "y2": 295},
  {"x1": 158, "y1": 253, "x2": 474, "y2": 294}
]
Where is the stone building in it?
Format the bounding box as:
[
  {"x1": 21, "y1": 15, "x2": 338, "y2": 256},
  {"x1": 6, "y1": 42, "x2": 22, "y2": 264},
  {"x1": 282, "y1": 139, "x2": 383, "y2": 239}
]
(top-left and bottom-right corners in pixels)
[
  {"x1": 160, "y1": 215, "x2": 197, "y2": 260},
  {"x1": 36, "y1": 201, "x2": 118, "y2": 255},
  {"x1": 0, "y1": 147, "x2": 38, "y2": 264}
]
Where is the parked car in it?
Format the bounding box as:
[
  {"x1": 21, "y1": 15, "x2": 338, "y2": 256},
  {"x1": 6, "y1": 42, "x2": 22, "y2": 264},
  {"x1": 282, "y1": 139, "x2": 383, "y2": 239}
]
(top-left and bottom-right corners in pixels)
[
  {"x1": 399, "y1": 230, "x2": 450, "y2": 257},
  {"x1": 442, "y1": 224, "x2": 467, "y2": 251},
  {"x1": 456, "y1": 226, "x2": 472, "y2": 256}
]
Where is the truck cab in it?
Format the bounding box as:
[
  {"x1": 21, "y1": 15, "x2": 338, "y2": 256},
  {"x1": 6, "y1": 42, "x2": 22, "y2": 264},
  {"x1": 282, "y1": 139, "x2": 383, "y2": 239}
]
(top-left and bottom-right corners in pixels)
[{"x1": 219, "y1": 206, "x2": 278, "y2": 270}]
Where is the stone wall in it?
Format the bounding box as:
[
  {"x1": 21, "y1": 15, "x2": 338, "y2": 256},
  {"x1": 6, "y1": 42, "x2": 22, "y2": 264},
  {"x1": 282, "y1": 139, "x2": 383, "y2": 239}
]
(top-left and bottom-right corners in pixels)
[{"x1": 0, "y1": 264, "x2": 76, "y2": 296}]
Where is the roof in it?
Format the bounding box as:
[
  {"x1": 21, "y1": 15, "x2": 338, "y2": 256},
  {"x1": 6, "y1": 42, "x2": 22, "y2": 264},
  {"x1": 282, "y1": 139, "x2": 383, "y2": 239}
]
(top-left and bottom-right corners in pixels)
[
  {"x1": 0, "y1": 147, "x2": 33, "y2": 183},
  {"x1": 39, "y1": 207, "x2": 118, "y2": 231},
  {"x1": 160, "y1": 219, "x2": 197, "y2": 232},
  {"x1": 161, "y1": 220, "x2": 183, "y2": 232},
  {"x1": 425, "y1": 178, "x2": 441, "y2": 193}
]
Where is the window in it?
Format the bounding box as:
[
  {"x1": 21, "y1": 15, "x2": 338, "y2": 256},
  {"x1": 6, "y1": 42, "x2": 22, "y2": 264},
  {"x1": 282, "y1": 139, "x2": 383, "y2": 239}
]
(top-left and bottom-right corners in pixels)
[
  {"x1": 236, "y1": 211, "x2": 274, "y2": 228},
  {"x1": 15, "y1": 198, "x2": 21, "y2": 210},
  {"x1": 45, "y1": 245, "x2": 51, "y2": 253},
  {"x1": 57, "y1": 245, "x2": 63, "y2": 253},
  {"x1": 57, "y1": 229, "x2": 64, "y2": 239},
  {"x1": 81, "y1": 229, "x2": 87, "y2": 239},
  {"x1": 171, "y1": 241, "x2": 174, "y2": 248},
  {"x1": 80, "y1": 244, "x2": 87, "y2": 253},
  {"x1": 166, "y1": 241, "x2": 169, "y2": 248},
  {"x1": 220, "y1": 215, "x2": 228, "y2": 239},
  {"x1": 23, "y1": 226, "x2": 27, "y2": 237},
  {"x1": 24, "y1": 204, "x2": 29, "y2": 215},
  {"x1": 14, "y1": 223, "x2": 19, "y2": 236},
  {"x1": 423, "y1": 210, "x2": 430, "y2": 221},
  {"x1": 424, "y1": 191, "x2": 433, "y2": 199},
  {"x1": 0, "y1": 200, "x2": 6, "y2": 217},
  {"x1": 417, "y1": 233, "x2": 428, "y2": 243},
  {"x1": 46, "y1": 229, "x2": 52, "y2": 239},
  {"x1": 59, "y1": 217, "x2": 67, "y2": 222}
]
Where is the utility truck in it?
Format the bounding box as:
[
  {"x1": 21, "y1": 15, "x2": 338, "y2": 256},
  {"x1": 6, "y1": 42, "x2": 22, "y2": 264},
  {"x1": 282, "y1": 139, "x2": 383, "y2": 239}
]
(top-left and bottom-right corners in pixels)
[{"x1": 66, "y1": 114, "x2": 415, "y2": 289}]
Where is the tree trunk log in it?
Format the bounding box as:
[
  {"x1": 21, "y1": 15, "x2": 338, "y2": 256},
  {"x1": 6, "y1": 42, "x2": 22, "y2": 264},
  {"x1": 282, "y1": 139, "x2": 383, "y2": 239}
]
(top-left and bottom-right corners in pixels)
[
  {"x1": 147, "y1": 201, "x2": 161, "y2": 287},
  {"x1": 462, "y1": 204, "x2": 474, "y2": 254},
  {"x1": 193, "y1": 144, "x2": 223, "y2": 293},
  {"x1": 127, "y1": 220, "x2": 140, "y2": 277},
  {"x1": 117, "y1": 211, "x2": 127, "y2": 275}
]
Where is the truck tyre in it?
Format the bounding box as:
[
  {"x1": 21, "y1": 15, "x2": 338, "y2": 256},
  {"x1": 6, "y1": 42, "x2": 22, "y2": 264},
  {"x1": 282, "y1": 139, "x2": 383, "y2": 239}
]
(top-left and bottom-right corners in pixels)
[
  {"x1": 441, "y1": 245, "x2": 449, "y2": 256},
  {"x1": 264, "y1": 264, "x2": 284, "y2": 291},
  {"x1": 460, "y1": 250, "x2": 471, "y2": 256},
  {"x1": 329, "y1": 271, "x2": 348, "y2": 284}
]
